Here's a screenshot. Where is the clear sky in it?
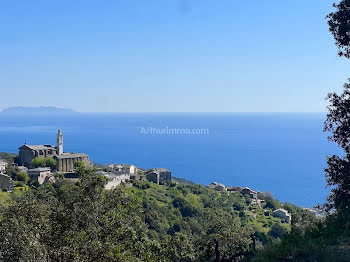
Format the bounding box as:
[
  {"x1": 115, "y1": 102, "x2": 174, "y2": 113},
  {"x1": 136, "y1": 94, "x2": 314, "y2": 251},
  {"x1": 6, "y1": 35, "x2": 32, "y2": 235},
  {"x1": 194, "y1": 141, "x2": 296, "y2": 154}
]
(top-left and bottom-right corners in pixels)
[{"x1": 0, "y1": 0, "x2": 348, "y2": 112}]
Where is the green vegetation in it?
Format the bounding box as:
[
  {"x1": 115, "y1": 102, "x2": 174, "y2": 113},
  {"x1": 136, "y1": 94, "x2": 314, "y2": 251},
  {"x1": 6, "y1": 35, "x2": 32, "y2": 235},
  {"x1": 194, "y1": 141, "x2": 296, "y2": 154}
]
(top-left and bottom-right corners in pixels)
[
  {"x1": 15, "y1": 171, "x2": 29, "y2": 184},
  {"x1": 172, "y1": 176, "x2": 197, "y2": 185},
  {"x1": 0, "y1": 165, "x2": 295, "y2": 262},
  {"x1": 31, "y1": 156, "x2": 57, "y2": 170},
  {"x1": 1, "y1": 2, "x2": 349, "y2": 260}
]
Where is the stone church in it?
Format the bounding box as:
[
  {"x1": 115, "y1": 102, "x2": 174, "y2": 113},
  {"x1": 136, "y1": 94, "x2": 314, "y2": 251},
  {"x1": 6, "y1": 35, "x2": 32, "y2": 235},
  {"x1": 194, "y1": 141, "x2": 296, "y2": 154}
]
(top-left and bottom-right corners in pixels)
[{"x1": 18, "y1": 130, "x2": 92, "y2": 172}]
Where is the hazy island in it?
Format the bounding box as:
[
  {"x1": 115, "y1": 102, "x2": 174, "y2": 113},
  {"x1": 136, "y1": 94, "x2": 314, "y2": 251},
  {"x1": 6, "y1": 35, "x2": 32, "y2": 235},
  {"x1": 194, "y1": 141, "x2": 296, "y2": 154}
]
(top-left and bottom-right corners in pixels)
[{"x1": 0, "y1": 106, "x2": 79, "y2": 116}]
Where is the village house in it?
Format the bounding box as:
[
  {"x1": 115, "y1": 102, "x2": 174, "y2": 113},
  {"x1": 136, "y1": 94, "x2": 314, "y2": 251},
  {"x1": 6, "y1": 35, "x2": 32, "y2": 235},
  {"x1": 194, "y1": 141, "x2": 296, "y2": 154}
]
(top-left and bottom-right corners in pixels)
[
  {"x1": 28, "y1": 167, "x2": 51, "y2": 185},
  {"x1": 108, "y1": 164, "x2": 138, "y2": 176},
  {"x1": 130, "y1": 172, "x2": 141, "y2": 181},
  {"x1": 0, "y1": 173, "x2": 13, "y2": 192},
  {"x1": 226, "y1": 186, "x2": 243, "y2": 193},
  {"x1": 273, "y1": 208, "x2": 292, "y2": 223},
  {"x1": 18, "y1": 130, "x2": 92, "y2": 172},
  {"x1": 97, "y1": 170, "x2": 131, "y2": 190},
  {"x1": 209, "y1": 182, "x2": 227, "y2": 192},
  {"x1": 303, "y1": 208, "x2": 326, "y2": 219},
  {"x1": 145, "y1": 168, "x2": 171, "y2": 185},
  {"x1": 241, "y1": 187, "x2": 258, "y2": 199},
  {"x1": 0, "y1": 160, "x2": 8, "y2": 173},
  {"x1": 107, "y1": 164, "x2": 142, "y2": 180}
]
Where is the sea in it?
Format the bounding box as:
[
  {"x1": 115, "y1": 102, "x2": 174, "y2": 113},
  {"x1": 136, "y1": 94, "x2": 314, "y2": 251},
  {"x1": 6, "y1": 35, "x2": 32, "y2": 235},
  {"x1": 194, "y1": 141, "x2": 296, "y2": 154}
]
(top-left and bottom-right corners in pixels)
[{"x1": 0, "y1": 113, "x2": 340, "y2": 207}]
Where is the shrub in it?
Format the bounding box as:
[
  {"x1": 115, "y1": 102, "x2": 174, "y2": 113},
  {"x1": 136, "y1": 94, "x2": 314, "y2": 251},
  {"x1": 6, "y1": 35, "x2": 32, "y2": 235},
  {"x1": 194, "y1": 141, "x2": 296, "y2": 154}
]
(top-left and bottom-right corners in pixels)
[
  {"x1": 16, "y1": 171, "x2": 30, "y2": 184},
  {"x1": 269, "y1": 224, "x2": 286, "y2": 239},
  {"x1": 14, "y1": 181, "x2": 25, "y2": 187},
  {"x1": 264, "y1": 199, "x2": 281, "y2": 210}
]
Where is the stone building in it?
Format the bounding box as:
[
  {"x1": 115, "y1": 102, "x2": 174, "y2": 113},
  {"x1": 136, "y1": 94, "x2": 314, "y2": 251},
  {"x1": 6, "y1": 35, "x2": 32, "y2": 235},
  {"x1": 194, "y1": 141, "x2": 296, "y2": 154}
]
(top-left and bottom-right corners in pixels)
[
  {"x1": 28, "y1": 167, "x2": 51, "y2": 184},
  {"x1": 18, "y1": 144, "x2": 58, "y2": 167},
  {"x1": 146, "y1": 168, "x2": 171, "y2": 185},
  {"x1": 209, "y1": 182, "x2": 227, "y2": 192},
  {"x1": 107, "y1": 164, "x2": 138, "y2": 176},
  {"x1": 226, "y1": 186, "x2": 243, "y2": 193},
  {"x1": 0, "y1": 173, "x2": 13, "y2": 192},
  {"x1": 273, "y1": 208, "x2": 292, "y2": 223},
  {"x1": 0, "y1": 160, "x2": 8, "y2": 173},
  {"x1": 18, "y1": 130, "x2": 92, "y2": 172},
  {"x1": 241, "y1": 187, "x2": 258, "y2": 199},
  {"x1": 54, "y1": 153, "x2": 92, "y2": 173}
]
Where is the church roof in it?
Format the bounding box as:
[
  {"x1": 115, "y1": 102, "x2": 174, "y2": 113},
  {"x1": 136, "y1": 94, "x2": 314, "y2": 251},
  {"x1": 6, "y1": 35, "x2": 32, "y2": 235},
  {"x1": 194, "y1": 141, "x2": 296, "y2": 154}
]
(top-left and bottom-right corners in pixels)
[
  {"x1": 19, "y1": 144, "x2": 57, "y2": 150},
  {"x1": 54, "y1": 153, "x2": 88, "y2": 159}
]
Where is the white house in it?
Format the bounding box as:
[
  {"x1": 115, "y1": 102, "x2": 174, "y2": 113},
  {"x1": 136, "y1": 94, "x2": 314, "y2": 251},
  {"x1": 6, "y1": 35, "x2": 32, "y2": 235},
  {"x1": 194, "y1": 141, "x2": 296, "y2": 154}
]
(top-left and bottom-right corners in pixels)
[
  {"x1": 97, "y1": 171, "x2": 130, "y2": 190},
  {"x1": 273, "y1": 208, "x2": 292, "y2": 223},
  {"x1": 107, "y1": 164, "x2": 138, "y2": 176},
  {"x1": 209, "y1": 182, "x2": 226, "y2": 192},
  {"x1": 0, "y1": 160, "x2": 8, "y2": 173}
]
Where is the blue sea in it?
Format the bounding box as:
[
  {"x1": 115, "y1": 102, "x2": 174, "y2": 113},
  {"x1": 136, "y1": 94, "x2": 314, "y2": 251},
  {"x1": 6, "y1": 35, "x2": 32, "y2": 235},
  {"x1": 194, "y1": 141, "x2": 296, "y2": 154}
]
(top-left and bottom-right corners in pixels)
[{"x1": 0, "y1": 113, "x2": 340, "y2": 207}]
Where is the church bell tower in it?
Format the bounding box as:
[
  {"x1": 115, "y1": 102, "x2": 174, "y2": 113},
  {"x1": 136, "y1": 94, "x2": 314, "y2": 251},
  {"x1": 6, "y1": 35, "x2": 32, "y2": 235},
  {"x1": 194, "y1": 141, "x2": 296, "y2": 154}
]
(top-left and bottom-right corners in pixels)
[{"x1": 57, "y1": 129, "x2": 63, "y2": 155}]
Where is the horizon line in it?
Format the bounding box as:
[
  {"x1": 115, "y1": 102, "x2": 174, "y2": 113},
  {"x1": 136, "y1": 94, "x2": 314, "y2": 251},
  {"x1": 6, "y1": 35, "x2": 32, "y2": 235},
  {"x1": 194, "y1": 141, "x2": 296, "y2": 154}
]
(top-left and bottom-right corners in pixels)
[{"x1": 0, "y1": 106, "x2": 328, "y2": 114}]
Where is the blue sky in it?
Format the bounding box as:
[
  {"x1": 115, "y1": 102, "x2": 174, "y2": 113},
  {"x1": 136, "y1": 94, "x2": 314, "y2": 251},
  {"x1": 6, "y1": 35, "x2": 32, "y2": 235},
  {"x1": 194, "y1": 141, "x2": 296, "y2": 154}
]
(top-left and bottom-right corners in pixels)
[{"x1": 0, "y1": 0, "x2": 348, "y2": 112}]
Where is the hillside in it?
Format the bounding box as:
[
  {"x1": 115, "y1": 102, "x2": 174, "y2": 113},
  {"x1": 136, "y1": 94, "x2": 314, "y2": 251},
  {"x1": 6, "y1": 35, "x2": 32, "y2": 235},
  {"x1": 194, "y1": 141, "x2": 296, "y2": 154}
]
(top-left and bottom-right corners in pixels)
[{"x1": 0, "y1": 164, "x2": 311, "y2": 262}]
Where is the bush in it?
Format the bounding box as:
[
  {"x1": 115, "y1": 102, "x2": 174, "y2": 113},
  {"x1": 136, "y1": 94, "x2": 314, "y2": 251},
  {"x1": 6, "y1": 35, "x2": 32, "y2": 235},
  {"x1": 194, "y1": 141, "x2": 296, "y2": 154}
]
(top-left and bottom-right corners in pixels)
[
  {"x1": 31, "y1": 157, "x2": 57, "y2": 170},
  {"x1": 16, "y1": 171, "x2": 30, "y2": 184},
  {"x1": 264, "y1": 199, "x2": 281, "y2": 210},
  {"x1": 31, "y1": 157, "x2": 46, "y2": 168},
  {"x1": 233, "y1": 201, "x2": 245, "y2": 211},
  {"x1": 245, "y1": 194, "x2": 252, "y2": 205},
  {"x1": 14, "y1": 181, "x2": 25, "y2": 187},
  {"x1": 141, "y1": 183, "x2": 150, "y2": 190},
  {"x1": 45, "y1": 157, "x2": 57, "y2": 170},
  {"x1": 269, "y1": 224, "x2": 286, "y2": 239}
]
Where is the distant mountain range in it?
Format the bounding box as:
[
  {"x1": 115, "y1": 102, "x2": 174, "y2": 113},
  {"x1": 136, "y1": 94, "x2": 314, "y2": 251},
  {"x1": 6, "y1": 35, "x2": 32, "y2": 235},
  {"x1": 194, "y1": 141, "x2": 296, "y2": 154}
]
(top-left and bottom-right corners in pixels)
[{"x1": 0, "y1": 107, "x2": 79, "y2": 115}]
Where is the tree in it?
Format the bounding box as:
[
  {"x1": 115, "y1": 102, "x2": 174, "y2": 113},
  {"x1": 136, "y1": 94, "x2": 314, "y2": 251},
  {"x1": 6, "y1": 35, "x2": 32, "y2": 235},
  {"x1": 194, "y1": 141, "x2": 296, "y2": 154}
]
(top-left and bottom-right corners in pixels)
[
  {"x1": 264, "y1": 199, "x2": 281, "y2": 210},
  {"x1": 5, "y1": 165, "x2": 18, "y2": 180},
  {"x1": 257, "y1": 191, "x2": 274, "y2": 201},
  {"x1": 327, "y1": 0, "x2": 350, "y2": 58},
  {"x1": 324, "y1": 81, "x2": 350, "y2": 228},
  {"x1": 196, "y1": 210, "x2": 255, "y2": 262},
  {"x1": 0, "y1": 167, "x2": 163, "y2": 261},
  {"x1": 15, "y1": 171, "x2": 30, "y2": 184},
  {"x1": 74, "y1": 161, "x2": 85, "y2": 170},
  {"x1": 323, "y1": 0, "x2": 350, "y2": 229},
  {"x1": 0, "y1": 194, "x2": 52, "y2": 261},
  {"x1": 162, "y1": 233, "x2": 196, "y2": 262},
  {"x1": 268, "y1": 224, "x2": 286, "y2": 239},
  {"x1": 44, "y1": 157, "x2": 57, "y2": 170},
  {"x1": 283, "y1": 203, "x2": 298, "y2": 214},
  {"x1": 31, "y1": 157, "x2": 57, "y2": 170}
]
